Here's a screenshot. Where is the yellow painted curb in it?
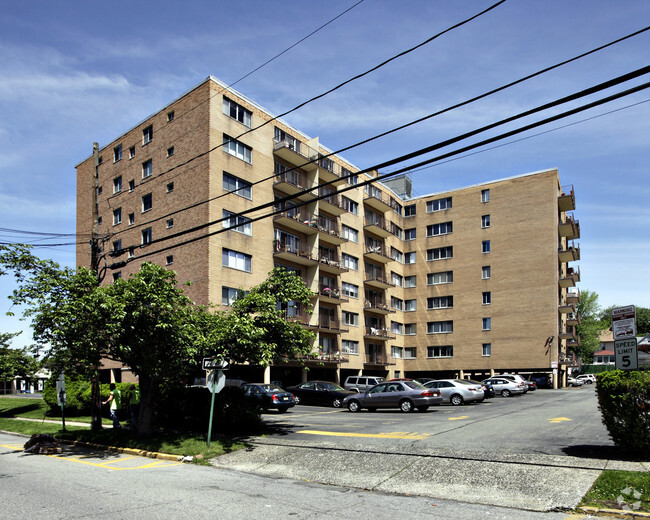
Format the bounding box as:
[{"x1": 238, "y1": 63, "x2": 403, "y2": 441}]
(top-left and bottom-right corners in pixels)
[
  {"x1": 58, "y1": 439, "x2": 181, "y2": 462},
  {"x1": 579, "y1": 506, "x2": 650, "y2": 519}
]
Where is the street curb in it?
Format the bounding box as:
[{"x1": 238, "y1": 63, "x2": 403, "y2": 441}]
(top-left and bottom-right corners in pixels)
[
  {"x1": 579, "y1": 506, "x2": 650, "y2": 519},
  {"x1": 57, "y1": 438, "x2": 182, "y2": 462}
]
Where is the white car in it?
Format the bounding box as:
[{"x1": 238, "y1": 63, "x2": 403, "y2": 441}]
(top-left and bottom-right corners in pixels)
[
  {"x1": 567, "y1": 377, "x2": 585, "y2": 387},
  {"x1": 576, "y1": 374, "x2": 596, "y2": 384},
  {"x1": 499, "y1": 374, "x2": 529, "y2": 393}
]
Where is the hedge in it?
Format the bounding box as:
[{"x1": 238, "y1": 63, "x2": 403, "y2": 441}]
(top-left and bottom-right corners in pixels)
[{"x1": 596, "y1": 369, "x2": 650, "y2": 453}]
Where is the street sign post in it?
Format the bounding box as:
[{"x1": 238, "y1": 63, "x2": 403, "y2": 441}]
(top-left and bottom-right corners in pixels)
[
  {"x1": 612, "y1": 305, "x2": 638, "y2": 371},
  {"x1": 56, "y1": 373, "x2": 66, "y2": 432},
  {"x1": 206, "y1": 369, "x2": 227, "y2": 448},
  {"x1": 203, "y1": 357, "x2": 230, "y2": 371}
]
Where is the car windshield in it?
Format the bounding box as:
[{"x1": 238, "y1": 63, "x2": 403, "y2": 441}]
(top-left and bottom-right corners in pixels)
[
  {"x1": 260, "y1": 384, "x2": 284, "y2": 392},
  {"x1": 325, "y1": 383, "x2": 346, "y2": 391},
  {"x1": 403, "y1": 381, "x2": 425, "y2": 389}
]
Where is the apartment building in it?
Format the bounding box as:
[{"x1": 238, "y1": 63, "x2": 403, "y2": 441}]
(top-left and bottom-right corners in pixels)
[{"x1": 76, "y1": 76, "x2": 580, "y2": 388}]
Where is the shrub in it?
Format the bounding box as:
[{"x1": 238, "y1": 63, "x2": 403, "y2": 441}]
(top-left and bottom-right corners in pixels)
[
  {"x1": 43, "y1": 376, "x2": 91, "y2": 415},
  {"x1": 596, "y1": 369, "x2": 650, "y2": 453}
]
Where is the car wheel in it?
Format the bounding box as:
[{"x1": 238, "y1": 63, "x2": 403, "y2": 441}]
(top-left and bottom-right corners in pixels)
[
  {"x1": 347, "y1": 399, "x2": 361, "y2": 412},
  {"x1": 293, "y1": 395, "x2": 301, "y2": 405},
  {"x1": 417, "y1": 405, "x2": 429, "y2": 412},
  {"x1": 400, "y1": 399, "x2": 414, "y2": 413},
  {"x1": 332, "y1": 398, "x2": 342, "y2": 408},
  {"x1": 450, "y1": 394, "x2": 464, "y2": 406},
  {"x1": 501, "y1": 389, "x2": 511, "y2": 397}
]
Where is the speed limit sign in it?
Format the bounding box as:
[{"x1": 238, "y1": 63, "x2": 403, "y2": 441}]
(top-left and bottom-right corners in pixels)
[{"x1": 615, "y1": 338, "x2": 638, "y2": 371}]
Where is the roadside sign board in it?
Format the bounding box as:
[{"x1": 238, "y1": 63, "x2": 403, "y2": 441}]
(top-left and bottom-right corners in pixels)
[
  {"x1": 615, "y1": 338, "x2": 638, "y2": 371},
  {"x1": 612, "y1": 305, "x2": 636, "y2": 340},
  {"x1": 203, "y1": 357, "x2": 230, "y2": 371},
  {"x1": 206, "y1": 369, "x2": 226, "y2": 393}
]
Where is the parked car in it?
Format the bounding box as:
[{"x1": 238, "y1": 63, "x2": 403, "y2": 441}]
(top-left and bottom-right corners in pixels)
[
  {"x1": 576, "y1": 374, "x2": 597, "y2": 384},
  {"x1": 241, "y1": 383, "x2": 296, "y2": 412},
  {"x1": 286, "y1": 380, "x2": 355, "y2": 408},
  {"x1": 499, "y1": 374, "x2": 529, "y2": 393},
  {"x1": 469, "y1": 379, "x2": 495, "y2": 398},
  {"x1": 343, "y1": 380, "x2": 442, "y2": 413},
  {"x1": 482, "y1": 377, "x2": 526, "y2": 397},
  {"x1": 530, "y1": 373, "x2": 551, "y2": 389},
  {"x1": 526, "y1": 380, "x2": 537, "y2": 392},
  {"x1": 567, "y1": 377, "x2": 584, "y2": 387},
  {"x1": 344, "y1": 376, "x2": 386, "y2": 393},
  {"x1": 424, "y1": 379, "x2": 485, "y2": 405},
  {"x1": 415, "y1": 377, "x2": 436, "y2": 385}
]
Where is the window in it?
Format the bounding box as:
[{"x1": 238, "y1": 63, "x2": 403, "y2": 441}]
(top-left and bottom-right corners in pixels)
[
  {"x1": 481, "y1": 189, "x2": 490, "y2": 203},
  {"x1": 427, "y1": 321, "x2": 453, "y2": 334},
  {"x1": 97, "y1": 186, "x2": 102, "y2": 195},
  {"x1": 426, "y1": 197, "x2": 452, "y2": 212},
  {"x1": 405, "y1": 324, "x2": 417, "y2": 335},
  {"x1": 342, "y1": 282, "x2": 359, "y2": 298},
  {"x1": 342, "y1": 225, "x2": 358, "y2": 243},
  {"x1": 166, "y1": 218, "x2": 174, "y2": 229},
  {"x1": 128, "y1": 213, "x2": 135, "y2": 225},
  {"x1": 427, "y1": 345, "x2": 453, "y2": 358},
  {"x1": 390, "y1": 247, "x2": 403, "y2": 263},
  {"x1": 405, "y1": 228, "x2": 417, "y2": 240},
  {"x1": 427, "y1": 271, "x2": 453, "y2": 285},
  {"x1": 128, "y1": 179, "x2": 135, "y2": 192},
  {"x1": 142, "y1": 159, "x2": 153, "y2": 178},
  {"x1": 223, "y1": 210, "x2": 252, "y2": 235},
  {"x1": 391, "y1": 198, "x2": 402, "y2": 216},
  {"x1": 482, "y1": 343, "x2": 492, "y2": 357},
  {"x1": 129, "y1": 146, "x2": 135, "y2": 159},
  {"x1": 482, "y1": 266, "x2": 491, "y2": 279},
  {"x1": 223, "y1": 97, "x2": 252, "y2": 127},
  {"x1": 482, "y1": 240, "x2": 491, "y2": 253},
  {"x1": 142, "y1": 193, "x2": 152, "y2": 212},
  {"x1": 391, "y1": 272, "x2": 403, "y2": 287},
  {"x1": 427, "y1": 246, "x2": 453, "y2": 261},
  {"x1": 97, "y1": 216, "x2": 102, "y2": 225},
  {"x1": 405, "y1": 275, "x2": 417, "y2": 288},
  {"x1": 141, "y1": 228, "x2": 152, "y2": 245},
  {"x1": 342, "y1": 340, "x2": 359, "y2": 355},
  {"x1": 405, "y1": 299, "x2": 417, "y2": 311},
  {"x1": 113, "y1": 144, "x2": 122, "y2": 162},
  {"x1": 405, "y1": 252, "x2": 416, "y2": 264},
  {"x1": 142, "y1": 125, "x2": 153, "y2": 145},
  {"x1": 391, "y1": 346, "x2": 403, "y2": 359},
  {"x1": 391, "y1": 297, "x2": 403, "y2": 311},
  {"x1": 166, "y1": 182, "x2": 174, "y2": 193},
  {"x1": 482, "y1": 214, "x2": 490, "y2": 228},
  {"x1": 482, "y1": 317, "x2": 491, "y2": 331},
  {"x1": 427, "y1": 296, "x2": 453, "y2": 309},
  {"x1": 128, "y1": 247, "x2": 134, "y2": 258},
  {"x1": 342, "y1": 253, "x2": 358, "y2": 271},
  {"x1": 113, "y1": 176, "x2": 122, "y2": 194},
  {"x1": 343, "y1": 311, "x2": 359, "y2": 327},
  {"x1": 342, "y1": 167, "x2": 358, "y2": 185},
  {"x1": 113, "y1": 208, "x2": 122, "y2": 225},
  {"x1": 223, "y1": 172, "x2": 252, "y2": 199},
  {"x1": 112, "y1": 272, "x2": 122, "y2": 282},
  {"x1": 391, "y1": 223, "x2": 403, "y2": 240},
  {"x1": 223, "y1": 135, "x2": 252, "y2": 163},
  {"x1": 167, "y1": 110, "x2": 175, "y2": 122},
  {"x1": 166, "y1": 255, "x2": 174, "y2": 265},
  {"x1": 222, "y1": 287, "x2": 246, "y2": 305},
  {"x1": 404, "y1": 347, "x2": 417, "y2": 359},
  {"x1": 112, "y1": 239, "x2": 122, "y2": 252},
  {"x1": 341, "y1": 196, "x2": 358, "y2": 215},
  {"x1": 426, "y1": 222, "x2": 453, "y2": 237},
  {"x1": 222, "y1": 248, "x2": 252, "y2": 272},
  {"x1": 482, "y1": 291, "x2": 491, "y2": 305},
  {"x1": 167, "y1": 146, "x2": 175, "y2": 157},
  {"x1": 405, "y1": 204, "x2": 416, "y2": 217},
  {"x1": 391, "y1": 322, "x2": 403, "y2": 335}
]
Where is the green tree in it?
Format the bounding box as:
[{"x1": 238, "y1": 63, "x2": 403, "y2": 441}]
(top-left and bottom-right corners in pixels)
[
  {"x1": 0, "y1": 332, "x2": 40, "y2": 393},
  {"x1": 575, "y1": 289, "x2": 602, "y2": 362}
]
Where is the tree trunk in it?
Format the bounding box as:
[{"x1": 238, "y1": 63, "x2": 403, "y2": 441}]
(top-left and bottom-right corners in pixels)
[
  {"x1": 90, "y1": 374, "x2": 102, "y2": 430},
  {"x1": 137, "y1": 373, "x2": 157, "y2": 437}
]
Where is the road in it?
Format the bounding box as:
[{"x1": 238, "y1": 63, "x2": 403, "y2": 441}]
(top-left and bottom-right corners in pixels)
[{"x1": 0, "y1": 431, "x2": 577, "y2": 519}]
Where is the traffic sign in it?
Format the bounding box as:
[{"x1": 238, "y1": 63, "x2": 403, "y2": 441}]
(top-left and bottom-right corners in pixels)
[
  {"x1": 615, "y1": 338, "x2": 638, "y2": 370},
  {"x1": 203, "y1": 357, "x2": 230, "y2": 371},
  {"x1": 612, "y1": 305, "x2": 636, "y2": 340},
  {"x1": 206, "y1": 369, "x2": 226, "y2": 393}
]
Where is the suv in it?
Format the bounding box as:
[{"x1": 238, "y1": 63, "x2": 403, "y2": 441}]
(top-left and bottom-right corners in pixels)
[
  {"x1": 576, "y1": 374, "x2": 597, "y2": 384},
  {"x1": 344, "y1": 376, "x2": 386, "y2": 393}
]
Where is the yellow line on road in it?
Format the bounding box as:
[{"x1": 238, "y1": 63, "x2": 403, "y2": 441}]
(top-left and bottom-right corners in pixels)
[
  {"x1": 296, "y1": 429, "x2": 433, "y2": 440},
  {"x1": 548, "y1": 417, "x2": 572, "y2": 423},
  {"x1": 448, "y1": 416, "x2": 469, "y2": 421}
]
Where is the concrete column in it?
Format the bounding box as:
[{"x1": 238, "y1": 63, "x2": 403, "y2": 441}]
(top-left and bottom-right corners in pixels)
[
  {"x1": 459, "y1": 369, "x2": 465, "y2": 379},
  {"x1": 263, "y1": 366, "x2": 271, "y2": 384},
  {"x1": 301, "y1": 368, "x2": 308, "y2": 383}
]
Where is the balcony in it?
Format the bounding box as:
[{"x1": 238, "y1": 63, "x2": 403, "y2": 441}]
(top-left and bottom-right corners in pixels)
[
  {"x1": 318, "y1": 251, "x2": 348, "y2": 274},
  {"x1": 364, "y1": 295, "x2": 395, "y2": 315},
  {"x1": 273, "y1": 138, "x2": 319, "y2": 172},
  {"x1": 317, "y1": 216, "x2": 347, "y2": 245},
  {"x1": 566, "y1": 312, "x2": 581, "y2": 326},
  {"x1": 364, "y1": 216, "x2": 392, "y2": 238},
  {"x1": 566, "y1": 288, "x2": 580, "y2": 304},
  {"x1": 559, "y1": 301, "x2": 576, "y2": 314},
  {"x1": 274, "y1": 170, "x2": 316, "y2": 202},
  {"x1": 559, "y1": 266, "x2": 580, "y2": 288},
  {"x1": 364, "y1": 351, "x2": 395, "y2": 366},
  {"x1": 364, "y1": 243, "x2": 393, "y2": 264},
  {"x1": 273, "y1": 210, "x2": 318, "y2": 235},
  {"x1": 364, "y1": 187, "x2": 393, "y2": 213},
  {"x1": 318, "y1": 187, "x2": 345, "y2": 216},
  {"x1": 558, "y1": 185, "x2": 576, "y2": 212},
  {"x1": 364, "y1": 327, "x2": 396, "y2": 340},
  {"x1": 558, "y1": 242, "x2": 580, "y2": 263},
  {"x1": 283, "y1": 310, "x2": 312, "y2": 327},
  {"x1": 364, "y1": 272, "x2": 394, "y2": 290},
  {"x1": 298, "y1": 350, "x2": 350, "y2": 364},
  {"x1": 559, "y1": 324, "x2": 577, "y2": 340},
  {"x1": 318, "y1": 283, "x2": 349, "y2": 304},
  {"x1": 559, "y1": 213, "x2": 580, "y2": 239},
  {"x1": 317, "y1": 316, "x2": 348, "y2": 333},
  {"x1": 273, "y1": 243, "x2": 318, "y2": 266}
]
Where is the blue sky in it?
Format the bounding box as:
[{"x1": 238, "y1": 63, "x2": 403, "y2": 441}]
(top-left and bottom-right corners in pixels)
[{"x1": 1, "y1": 0, "x2": 649, "y2": 347}]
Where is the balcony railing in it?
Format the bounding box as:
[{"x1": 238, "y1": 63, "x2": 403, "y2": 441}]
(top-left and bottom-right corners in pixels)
[
  {"x1": 274, "y1": 170, "x2": 308, "y2": 190},
  {"x1": 318, "y1": 316, "x2": 347, "y2": 332},
  {"x1": 273, "y1": 243, "x2": 314, "y2": 260},
  {"x1": 318, "y1": 283, "x2": 348, "y2": 302},
  {"x1": 364, "y1": 326, "x2": 395, "y2": 339},
  {"x1": 318, "y1": 187, "x2": 341, "y2": 208},
  {"x1": 364, "y1": 352, "x2": 392, "y2": 365},
  {"x1": 318, "y1": 216, "x2": 340, "y2": 236}
]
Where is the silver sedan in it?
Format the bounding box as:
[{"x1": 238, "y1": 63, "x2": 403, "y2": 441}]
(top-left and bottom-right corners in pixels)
[
  {"x1": 343, "y1": 380, "x2": 443, "y2": 412},
  {"x1": 424, "y1": 379, "x2": 485, "y2": 405}
]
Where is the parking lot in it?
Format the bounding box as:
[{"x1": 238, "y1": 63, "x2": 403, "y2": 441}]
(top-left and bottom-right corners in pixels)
[{"x1": 260, "y1": 385, "x2": 611, "y2": 457}]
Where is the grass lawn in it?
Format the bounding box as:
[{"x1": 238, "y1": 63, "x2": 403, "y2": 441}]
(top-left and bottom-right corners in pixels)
[
  {"x1": 579, "y1": 470, "x2": 650, "y2": 513},
  {"x1": 0, "y1": 397, "x2": 249, "y2": 461}
]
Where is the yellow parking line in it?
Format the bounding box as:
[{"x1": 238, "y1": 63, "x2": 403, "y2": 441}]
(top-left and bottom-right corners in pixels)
[
  {"x1": 1, "y1": 443, "x2": 25, "y2": 450},
  {"x1": 296, "y1": 429, "x2": 433, "y2": 440},
  {"x1": 448, "y1": 416, "x2": 469, "y2": 421}
]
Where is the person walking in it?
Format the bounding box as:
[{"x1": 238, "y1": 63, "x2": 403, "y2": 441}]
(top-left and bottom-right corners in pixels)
[
  {"x1": 129, "y1": 384, "x2": 140, "y2": 430},
  {"x1": 103, "y1": 383, "x2": 122, "y2": 428}
]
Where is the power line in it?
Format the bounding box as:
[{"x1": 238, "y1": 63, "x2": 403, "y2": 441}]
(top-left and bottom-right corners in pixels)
[
  {"x1": 110, "y1": 25, "x2": 650, "y2": 239},
  {"x1": 125, "y1": 75, "x2": 650, "y2": 263}
]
